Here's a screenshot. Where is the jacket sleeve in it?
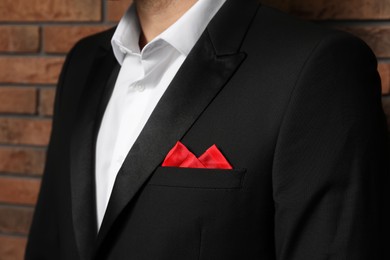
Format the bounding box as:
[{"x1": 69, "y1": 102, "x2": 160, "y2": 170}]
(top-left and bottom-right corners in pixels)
[
  {"x1": 25, "y1": 46, "x2": 76, "y2": 260},
  {"x1": 272, "y1": 32, "x2": 390, "y2": 259}
]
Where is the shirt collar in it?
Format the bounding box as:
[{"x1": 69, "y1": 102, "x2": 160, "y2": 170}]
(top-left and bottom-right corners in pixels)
[
  {"x1": 111, "y1": 0, "x2": 226, "y2": 65},
  {"x1": 111, "y1": 6, "x2": 141, "y2": 65}
]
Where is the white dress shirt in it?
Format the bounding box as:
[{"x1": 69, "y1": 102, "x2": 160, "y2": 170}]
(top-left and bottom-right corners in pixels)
[{"x1": 95, "y1": 0, "x2": 227, "y2": 229}]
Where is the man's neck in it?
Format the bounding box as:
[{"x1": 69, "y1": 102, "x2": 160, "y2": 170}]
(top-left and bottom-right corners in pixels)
[{"x1": 134, "y1": 0, "x2": 197, "y2": 49}]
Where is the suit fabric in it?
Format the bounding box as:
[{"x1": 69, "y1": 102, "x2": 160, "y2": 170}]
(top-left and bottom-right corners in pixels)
[{"x1": 26, "y1": 0, "x2": 390, "y2": 259}]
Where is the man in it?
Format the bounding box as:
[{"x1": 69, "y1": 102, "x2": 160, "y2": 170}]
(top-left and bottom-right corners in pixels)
[{"x1": 26, "y1": 0, "x2": 389, "y2": 259}]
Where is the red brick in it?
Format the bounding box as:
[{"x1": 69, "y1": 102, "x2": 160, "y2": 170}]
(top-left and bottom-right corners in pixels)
[
  {"x1": 0, "y1": 87, "x2": 37, "y2": 114},
  {"x1": 0, "y1": 26, "x2": 39, "y2": 53},
  {"x1": 44, "y1": 26, "x2": 111, "y2": 54},
  {"x1": 0, "y1": 0, "x2": 101, "y2": 22},
  {"x1": 379, "y1": 63, "x2": 390, "y2": 95},
  {"x1": 0, "y1": 206, "x2": 33, "y2": 235},
  {"x1": 338, "y1": 26, "x2": 390, "y2": 58},
  {"x1": 0, "y1": 236, "x2": 26, "y2": 260},
  {"x1": 39, "y1": 88, "x2": 55, "y2": 116},
  {"x1": 0, "y1": 57, "x2": 64, "y2": 84},
  {"x1": 0, "y1": 177, "x2": 40, "y2": 205},
  {"x1": 0, "y1": 118, "x2": 52, "y2": 146},
  {"x1": 107, "y1": 0, "x2": 133, "y2": 22},
  {"x1": 0, "y1": 147, "x2": 46, "y2": 175},
  {"x1": 261, "y1": 0, "x2": 390, "y2": 20}
]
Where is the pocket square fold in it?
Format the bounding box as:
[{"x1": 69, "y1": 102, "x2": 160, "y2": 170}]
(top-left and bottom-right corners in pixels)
[{"x1": 162, "y1": 141, "x2": 233, "y2": 169}]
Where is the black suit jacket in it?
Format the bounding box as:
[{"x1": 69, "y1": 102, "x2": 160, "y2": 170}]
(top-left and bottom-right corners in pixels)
[{"x1": 26, "y1": 0, "x2": 390, "y2": 259}]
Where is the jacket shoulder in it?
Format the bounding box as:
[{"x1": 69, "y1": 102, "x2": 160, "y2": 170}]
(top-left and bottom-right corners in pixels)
[
  {"x1": 242, "y1": 4, "x2": 375, "y2": 71},
  {"x1": 248, "y1": 4, "x2": 367, "y2": 52}
]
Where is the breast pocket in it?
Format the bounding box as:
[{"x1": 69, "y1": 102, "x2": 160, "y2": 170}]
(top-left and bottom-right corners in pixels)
[{"x1": 147, "y1": 166, "x2": 246, "y2": 189}]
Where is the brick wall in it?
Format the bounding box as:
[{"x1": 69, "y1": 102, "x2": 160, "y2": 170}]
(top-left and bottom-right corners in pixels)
[{"x1": 0, "y1": 0, "x2": 389, "y2": 258}]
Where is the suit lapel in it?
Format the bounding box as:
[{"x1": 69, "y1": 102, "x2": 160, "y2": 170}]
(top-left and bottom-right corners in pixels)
[
  {"x1": 95, "y1": 0, "x2": 260, "y2": 252},
  {"x1": 70, "y1": 46, "x2": 119, "y2": 260}
]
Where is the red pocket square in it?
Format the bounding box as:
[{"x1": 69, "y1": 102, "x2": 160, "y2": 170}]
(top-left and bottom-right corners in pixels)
[{"x1": 162, "y1": 141, "x2": 233, "y2": 169}]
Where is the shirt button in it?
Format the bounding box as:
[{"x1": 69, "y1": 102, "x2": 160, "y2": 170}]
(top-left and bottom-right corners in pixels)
[{"x1": 134, "y1": 83, "x2": 145, "y2": 92}]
